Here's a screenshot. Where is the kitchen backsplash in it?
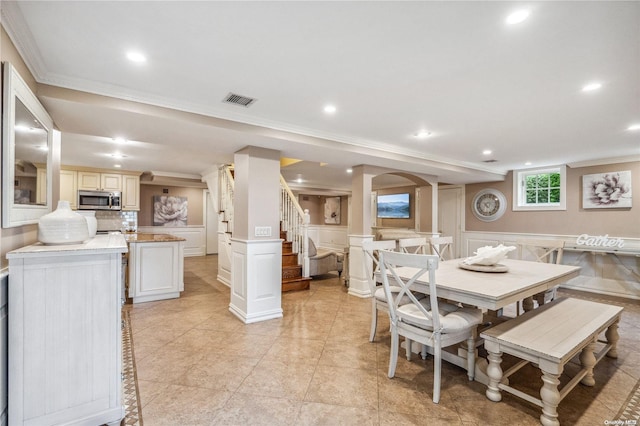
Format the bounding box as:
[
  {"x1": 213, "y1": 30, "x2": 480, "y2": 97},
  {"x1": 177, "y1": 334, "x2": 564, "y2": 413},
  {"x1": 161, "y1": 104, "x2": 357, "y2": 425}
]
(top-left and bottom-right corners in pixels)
[{"x1": 96, "y1": 210, "x2": 138, "y2": 232}]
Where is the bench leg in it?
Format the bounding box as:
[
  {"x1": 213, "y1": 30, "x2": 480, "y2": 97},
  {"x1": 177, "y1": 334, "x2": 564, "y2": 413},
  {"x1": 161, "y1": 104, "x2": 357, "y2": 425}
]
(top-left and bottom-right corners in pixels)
[
  {"x1": 485, "y1": 350, "x2": 503, "y2": 402},
  {"x1": 605, "y1": 319, "x2": 620, "y2": 359},
  {"x1": 540, "y1": 370, "x2": 561, "y2": 426},
  {"x1": 580, "y1": 339, "x2": 597, "y2": 386}
]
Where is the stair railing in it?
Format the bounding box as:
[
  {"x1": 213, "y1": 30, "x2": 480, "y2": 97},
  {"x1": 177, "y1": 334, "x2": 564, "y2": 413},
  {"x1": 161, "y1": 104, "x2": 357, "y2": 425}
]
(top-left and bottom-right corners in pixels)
[
  {"x1": 280, "y1": 176, "x2": 310, "y2": 277},
  {"x1": 218, "y1": 166, "x2": 309, "y2": 278}
]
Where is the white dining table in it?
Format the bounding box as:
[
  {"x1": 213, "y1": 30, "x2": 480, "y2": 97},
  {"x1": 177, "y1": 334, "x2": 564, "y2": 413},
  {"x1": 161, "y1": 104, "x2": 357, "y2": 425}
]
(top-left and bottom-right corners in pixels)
[
  {"x1": 379, "y1": 257, "x2": 582, "y2": 384},
  {"x1": 388, "y1": 258, "x2": 581, "y2": 311}
]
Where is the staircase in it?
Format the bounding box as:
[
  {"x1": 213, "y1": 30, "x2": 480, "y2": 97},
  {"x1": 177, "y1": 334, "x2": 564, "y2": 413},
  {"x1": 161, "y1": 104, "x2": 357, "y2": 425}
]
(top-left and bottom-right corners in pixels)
[
  {"x1": 217, "y1": 165, "x2": 311, "y2": 292},
  {"x1": 281, "y1": 230, "x2": 312, "y2": 291}
]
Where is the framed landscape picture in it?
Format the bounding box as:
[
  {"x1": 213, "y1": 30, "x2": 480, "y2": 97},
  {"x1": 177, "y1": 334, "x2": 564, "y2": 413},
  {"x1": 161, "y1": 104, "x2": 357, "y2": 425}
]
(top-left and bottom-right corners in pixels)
[{"x1": 582, "y1": 171, "x2": 632, "y2": 209}]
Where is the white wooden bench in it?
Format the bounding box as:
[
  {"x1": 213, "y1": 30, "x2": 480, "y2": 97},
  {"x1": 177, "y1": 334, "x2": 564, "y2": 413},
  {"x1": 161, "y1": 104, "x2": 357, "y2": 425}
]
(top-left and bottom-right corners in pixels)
[{"x1": 480, "y1": 297, "x2": 623, "y2": 426}]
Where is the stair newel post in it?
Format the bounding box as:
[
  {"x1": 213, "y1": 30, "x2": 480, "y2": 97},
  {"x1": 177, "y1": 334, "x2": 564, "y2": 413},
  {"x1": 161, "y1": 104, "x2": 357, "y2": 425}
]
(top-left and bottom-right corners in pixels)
[{"x1": 302, "y1": 209, "x2": 310, "y2": 278}]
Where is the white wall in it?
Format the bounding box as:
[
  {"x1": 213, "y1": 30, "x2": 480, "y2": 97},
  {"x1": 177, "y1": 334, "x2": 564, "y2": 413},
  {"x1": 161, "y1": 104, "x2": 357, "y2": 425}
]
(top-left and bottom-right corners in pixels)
[{"x1": 307, "y1": 225, "x2": 349, "y2": 251}]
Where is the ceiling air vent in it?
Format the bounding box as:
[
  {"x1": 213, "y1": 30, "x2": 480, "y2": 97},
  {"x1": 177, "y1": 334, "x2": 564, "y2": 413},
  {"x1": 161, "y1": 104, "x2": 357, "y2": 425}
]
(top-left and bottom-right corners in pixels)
[
  {"x1": 223, "y1": 92, "x2": 257, "y2": 107},
  {"x1": 483, "y1": 159, "x2": 498, "y2": 163}
]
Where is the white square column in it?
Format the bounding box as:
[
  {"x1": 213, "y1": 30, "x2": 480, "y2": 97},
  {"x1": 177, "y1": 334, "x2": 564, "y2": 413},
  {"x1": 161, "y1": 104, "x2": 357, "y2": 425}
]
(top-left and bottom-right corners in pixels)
[
  {"x1": 347, "y1": 165, "x2": 376, "y2": 298},
  {"x1": 347, "y1": 234, "x2": 374, "y2": 298},
  {"x1": 228, "y1": 146, "x2": 283, "y2": 323},
  {"x1": 229, "y1": 238, "x2": 283, "y2": 323}
]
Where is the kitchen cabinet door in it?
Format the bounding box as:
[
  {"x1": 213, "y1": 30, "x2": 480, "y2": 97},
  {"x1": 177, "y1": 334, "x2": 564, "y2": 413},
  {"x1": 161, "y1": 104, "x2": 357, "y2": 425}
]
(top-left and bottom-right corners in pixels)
[
  {"x1": 78, "y1": 171, "x2": 122, "y2": 191},
  {"x1": 60, "y1": 169, "x2": 78, "y2": 209},
  {"x1": 122, "y1": 174, "x2": 140, "y2": 210}
]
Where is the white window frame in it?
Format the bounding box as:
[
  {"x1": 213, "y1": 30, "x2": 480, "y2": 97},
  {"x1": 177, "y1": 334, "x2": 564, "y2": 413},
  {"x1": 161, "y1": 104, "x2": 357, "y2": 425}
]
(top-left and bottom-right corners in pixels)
[{"x1": 512, "y1": 165, "x2": 566, "y2": 211}]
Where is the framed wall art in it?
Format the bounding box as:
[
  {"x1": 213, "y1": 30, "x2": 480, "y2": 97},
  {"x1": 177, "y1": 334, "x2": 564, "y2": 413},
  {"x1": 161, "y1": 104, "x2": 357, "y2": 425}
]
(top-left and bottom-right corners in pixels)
[
  {"x1": 582, "y1": 171, "x2": 632, "y2": 209},
  {"x1": 153, "y1": 195, "x2": 188, "y2": 226},
  {"x1": 324, "y1": 196, "x2": 341, "y2": 224}
]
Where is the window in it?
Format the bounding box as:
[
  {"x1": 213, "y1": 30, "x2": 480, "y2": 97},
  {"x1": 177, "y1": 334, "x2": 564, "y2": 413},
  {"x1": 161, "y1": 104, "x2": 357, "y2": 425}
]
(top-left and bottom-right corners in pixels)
[{"x1": 513, "y1": 165, "x2": 566, "y2": 211}]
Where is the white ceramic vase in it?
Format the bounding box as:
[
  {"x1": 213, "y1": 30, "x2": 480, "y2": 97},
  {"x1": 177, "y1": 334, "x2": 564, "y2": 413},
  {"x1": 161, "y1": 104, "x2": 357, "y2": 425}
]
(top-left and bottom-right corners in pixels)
[
  {"x1": 38, "y1": 200, "x2": 90, "y2": 245},
  {"x1": 77, "y1": 210, "x2": 98, "y2": 238}
]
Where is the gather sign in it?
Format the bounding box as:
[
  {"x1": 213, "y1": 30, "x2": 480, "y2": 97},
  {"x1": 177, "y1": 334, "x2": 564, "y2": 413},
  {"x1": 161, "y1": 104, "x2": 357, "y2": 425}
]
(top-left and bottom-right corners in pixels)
[{"x1": 576, "y1": 234, "x2": 625, "y2": 249}]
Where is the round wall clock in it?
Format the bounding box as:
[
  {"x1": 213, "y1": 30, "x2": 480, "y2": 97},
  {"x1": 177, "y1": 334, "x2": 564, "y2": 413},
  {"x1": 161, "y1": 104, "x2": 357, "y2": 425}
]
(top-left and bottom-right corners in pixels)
[{"x1": 472, "y1": 189, "x2": 507, "y2": 222}]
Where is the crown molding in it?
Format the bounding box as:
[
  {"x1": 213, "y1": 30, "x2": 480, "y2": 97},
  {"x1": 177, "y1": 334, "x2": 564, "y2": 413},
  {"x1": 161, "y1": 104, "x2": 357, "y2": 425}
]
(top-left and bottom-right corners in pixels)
[{"x1": 568, "y1": 155, "x2": 640, "y2": 169}]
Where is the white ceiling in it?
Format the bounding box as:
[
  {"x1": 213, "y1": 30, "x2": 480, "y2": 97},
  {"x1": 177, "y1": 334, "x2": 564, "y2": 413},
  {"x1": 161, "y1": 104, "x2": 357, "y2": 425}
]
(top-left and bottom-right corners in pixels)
[{"x1": 2, "y1": 1, "x2": 639, "y2": 191}]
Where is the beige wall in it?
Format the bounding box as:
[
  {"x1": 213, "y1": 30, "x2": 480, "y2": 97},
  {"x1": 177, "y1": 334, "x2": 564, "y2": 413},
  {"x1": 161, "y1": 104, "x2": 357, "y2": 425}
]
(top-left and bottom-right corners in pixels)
[
  {"x1": 139, "y1": 185, "x2": 204, "y2": 226},
  {"x1": 298, "y1": 195, "x2": 349, "y2": 226},
  {"x1": 1, "y1": 26, "x2": 37, "y2": 93},
  {"x1": 466, "y1": 162, "x2": 640, "y2": 238},
  {"x1": 1, "y1": 25, "x2": 42, "y2": 269},
  {"x1": 376, "y1": 185, "x2": 416, "y2": 229},
  {"x1": 418, "y1": 185, "x2": 433, "y2": 232}
]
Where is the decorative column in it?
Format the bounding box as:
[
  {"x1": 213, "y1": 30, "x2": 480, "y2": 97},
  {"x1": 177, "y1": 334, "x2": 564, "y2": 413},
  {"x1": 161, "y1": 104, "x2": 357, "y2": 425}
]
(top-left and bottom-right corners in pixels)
[
  {"x1": 229, "y1": 147, "x2": 283, "y2": 323},
  {"x1": 348, "y1": 165, "x2": 377, "y2": 298}
]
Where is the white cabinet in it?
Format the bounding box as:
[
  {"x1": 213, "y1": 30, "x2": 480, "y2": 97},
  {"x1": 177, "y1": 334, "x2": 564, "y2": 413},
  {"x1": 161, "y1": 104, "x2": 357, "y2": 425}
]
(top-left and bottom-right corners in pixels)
[
  {"x1": 128, "y1": 236, "x2": 185, "y2": 303},
  {"x1": 7, "y1": 235, "x2": 128, "y2": 426},
  {"x1": 78, "y1": 171, "x2": 122, "y2": 191},
  {"x1": 122, "y1": 174, "x2": 140, "y2": 211},
  {"x1": 60, "y1": 169, "x2": 78, "y2": 209}
]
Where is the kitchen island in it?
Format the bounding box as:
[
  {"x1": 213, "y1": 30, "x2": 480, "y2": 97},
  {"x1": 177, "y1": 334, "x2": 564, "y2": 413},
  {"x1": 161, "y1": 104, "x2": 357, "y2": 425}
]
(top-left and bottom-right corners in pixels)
[
  {"x1": 7, "y1": 234, "x2": 128, "y2": 426},
  {"x1": 125, "y1": 233, "x2": 185, "y2": 303}
]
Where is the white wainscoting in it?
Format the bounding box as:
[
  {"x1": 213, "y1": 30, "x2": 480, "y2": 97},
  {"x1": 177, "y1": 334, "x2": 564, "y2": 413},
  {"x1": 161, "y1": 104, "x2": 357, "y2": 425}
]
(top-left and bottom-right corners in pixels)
[
  {"x1": 1, "y1": 270, "x2": 7, "y2": 426},
  {"x1": 462, "y1": 231, "x2": 640, "y2": 300},
  {"x1": 307, "y1": 225, "x2": 349, "y2": 251},
  {"x1": 138, "y1": 226, "x2": 205, "y2": 257}
]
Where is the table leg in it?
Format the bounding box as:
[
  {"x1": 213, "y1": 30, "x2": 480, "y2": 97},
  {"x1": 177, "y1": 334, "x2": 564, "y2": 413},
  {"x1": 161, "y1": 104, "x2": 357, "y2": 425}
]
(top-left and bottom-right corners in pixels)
[
  {"x1": 580, "y1": 339, "x2": 597, "y2": 386},
  {"x1": 606, "y1": 320, "x2": 620, "y2": 359},
  {"x1": 540, "y1": 370, "x2": 561, "y2": 426},
  {"x1": 522, "y1": 296, "x2": 535, "y2": 313},
  {"x1": 485, "y1": 350, "x2": 503, "y2": 402}
]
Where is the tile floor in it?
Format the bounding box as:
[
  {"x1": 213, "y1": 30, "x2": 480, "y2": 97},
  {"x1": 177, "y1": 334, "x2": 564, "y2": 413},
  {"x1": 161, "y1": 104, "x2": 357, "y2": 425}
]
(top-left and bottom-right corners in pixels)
[{"x1": 126, "y1": 255, "x2": 640, "y2": 425}]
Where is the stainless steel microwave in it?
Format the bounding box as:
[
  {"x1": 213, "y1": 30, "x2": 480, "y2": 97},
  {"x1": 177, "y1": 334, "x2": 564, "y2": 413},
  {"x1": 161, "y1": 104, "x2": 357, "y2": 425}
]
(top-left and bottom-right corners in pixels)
[{"x1": 78, "y1": 190, "x2": 121, "y2": 211}]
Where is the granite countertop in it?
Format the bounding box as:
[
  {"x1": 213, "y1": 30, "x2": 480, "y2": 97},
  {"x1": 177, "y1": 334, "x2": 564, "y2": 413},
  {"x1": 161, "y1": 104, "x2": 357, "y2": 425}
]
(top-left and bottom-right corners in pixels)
[
  {"x1": 7, "y1": 234, "x2": 128, "y2": 258},
  {"x1": 123, "y1": 233, "x2": 186, "y2": 243}
]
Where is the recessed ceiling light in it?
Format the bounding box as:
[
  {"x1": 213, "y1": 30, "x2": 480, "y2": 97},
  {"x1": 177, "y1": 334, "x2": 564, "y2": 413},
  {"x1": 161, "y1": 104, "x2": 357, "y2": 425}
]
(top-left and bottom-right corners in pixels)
[
  {"x1": 111, "y1": 153, "x2": 126, "y2": 159},
  {"x1": 525, "y1": 161, "x2": 532, "y2": 166},
  {"x1": 346, "y1": 169, "x2": 353, "y2": 174},
  {"x1": 296, "y1": 178, "x2": 303, "y2": 183},
  {"x1": 506, "y1": 9, "x2": 530, "y2": 25},
  {"x1": 414, "y1": 130, "x2": 432, "y2": 139},
  {"x1": 582, "y1": 82, "x2": 602, "y2": 92},
  {"x1": 324, "y1": 105, "x2": 337, "y2": 114},
  {"x1": 114, "y1": 164, "x2": 122, "y2": 168},
  {"x1": 482, "y1": 149, "x2": 492, "y2": 156},
  {"x1": 113, "y1": 137, "x2": 127, "y2": 144},
  {"x1": 627, "y1": 124, "x2": 640, "y2": 131},
  {"x1": 126, "y1": 51, "x2": 146, "y2": 63}
]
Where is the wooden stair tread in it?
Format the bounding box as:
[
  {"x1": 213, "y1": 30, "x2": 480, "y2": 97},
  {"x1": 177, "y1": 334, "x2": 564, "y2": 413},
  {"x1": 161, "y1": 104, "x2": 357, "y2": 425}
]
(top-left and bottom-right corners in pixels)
[{"x1": 282, "y1": 277, "x2": 312, "y2": 292}]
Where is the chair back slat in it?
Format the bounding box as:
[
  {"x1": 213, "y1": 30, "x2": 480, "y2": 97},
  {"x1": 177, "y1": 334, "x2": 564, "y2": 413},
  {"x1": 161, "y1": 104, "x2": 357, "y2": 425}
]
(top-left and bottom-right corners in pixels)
[
  {"x1": 398, "y1": 237, "x2": 428, "y2": 254},
  {"x1": 362, "y1": 240, "x2": 397, "y2": 293},
  {"x1": 516, "y1": 239, "x2": 564, "y2": 264},
  {"x1": 379, "y1": 251, "x2": 440, "y2": 330},
  {"x1": 429, "y1": 236, "x2": 454, "y2": 261}
]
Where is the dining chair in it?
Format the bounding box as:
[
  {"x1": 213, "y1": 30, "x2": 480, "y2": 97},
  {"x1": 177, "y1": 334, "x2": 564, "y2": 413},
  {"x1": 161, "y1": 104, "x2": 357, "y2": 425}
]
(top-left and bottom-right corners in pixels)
[
  {"x1": 362, "y1": 240, "x2": 422, "y2": 342},
  {"x1": 516, "y1": 238, "x2": 565, "y2": 313},
  {"x1": 398, "y1": 237, "x2": 428, "y2": 254},
  {"x1": 429, "y1": 236, "x2": 454, "y2": 261},
  {"x1": 379, "y1": 250, "x2": 483, "y2": 403}
]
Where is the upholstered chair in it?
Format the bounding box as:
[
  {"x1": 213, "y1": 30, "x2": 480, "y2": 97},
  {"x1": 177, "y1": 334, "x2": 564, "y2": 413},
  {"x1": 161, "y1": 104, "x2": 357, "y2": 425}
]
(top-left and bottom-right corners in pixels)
[{"x1": 307, "y1": 237, "x2": 343, "y2": 277}]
